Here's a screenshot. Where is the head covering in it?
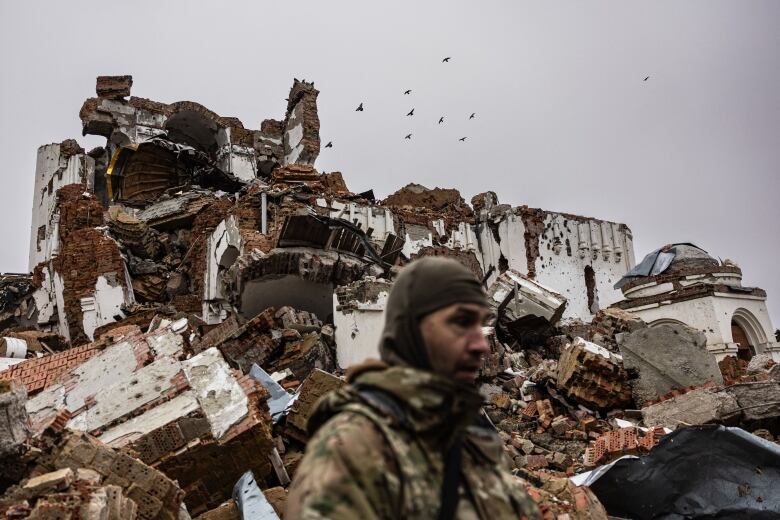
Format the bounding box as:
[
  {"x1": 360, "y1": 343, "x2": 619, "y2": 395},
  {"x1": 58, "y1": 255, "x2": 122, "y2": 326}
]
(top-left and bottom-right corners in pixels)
[{"x1": 379, "y1": 257, "x2": 488, "y2": 369}]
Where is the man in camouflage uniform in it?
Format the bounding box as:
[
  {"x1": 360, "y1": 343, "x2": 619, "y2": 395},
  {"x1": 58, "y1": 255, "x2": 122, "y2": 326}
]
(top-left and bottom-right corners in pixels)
[{"x1": 286, "y1": 257, "x2": 540, "y2": 519}]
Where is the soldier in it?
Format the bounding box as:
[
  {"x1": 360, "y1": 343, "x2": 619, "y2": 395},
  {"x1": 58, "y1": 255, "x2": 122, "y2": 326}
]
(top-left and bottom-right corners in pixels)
[{"x1": 286, "y1": 257, "x2": 540, "y2": 520}]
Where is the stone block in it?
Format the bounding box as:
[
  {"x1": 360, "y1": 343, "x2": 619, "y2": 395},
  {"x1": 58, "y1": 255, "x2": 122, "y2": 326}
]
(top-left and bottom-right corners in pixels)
[
  {"x1": 641, "y1": 386, "x2": 741, "y2": 428},
  {"x1": 618, "y1": 323, "x2": 724, "y2": 407},
  {"x1": 23, "y1": 468, "x2": 74, "y2": 495}
]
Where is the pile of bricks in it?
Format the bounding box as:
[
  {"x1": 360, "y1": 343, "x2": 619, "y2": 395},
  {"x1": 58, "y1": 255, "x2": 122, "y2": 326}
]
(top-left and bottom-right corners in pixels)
[
  {"x1": 556, "y1": 340, "x2": 633, "y2": 410},
  {"x1": 583, "y1": 427, "x2": 667, "y2": 467},
  {"x1": 1, "y1": 429, "x2": 186, "y2": 519}
]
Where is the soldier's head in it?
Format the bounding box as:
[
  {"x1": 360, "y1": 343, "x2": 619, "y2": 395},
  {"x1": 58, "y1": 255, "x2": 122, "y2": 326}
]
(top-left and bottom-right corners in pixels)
[{"x1": 379, "y1": 257, "x2": 491, "y2": 382}]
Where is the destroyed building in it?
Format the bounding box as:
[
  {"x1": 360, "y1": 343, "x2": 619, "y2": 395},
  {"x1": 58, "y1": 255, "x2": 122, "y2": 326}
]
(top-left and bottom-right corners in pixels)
[
  {"x1": 614, "y1": 243, "x2": 780, "y2": 362},
  {"x1": 2, "y1": 75, "x2": 780, "y2": 519}
]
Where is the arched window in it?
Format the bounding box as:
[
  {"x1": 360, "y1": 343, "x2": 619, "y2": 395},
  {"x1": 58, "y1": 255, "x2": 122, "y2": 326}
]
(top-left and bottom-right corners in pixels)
[
  {"x1": 731, "y1": 320, "x2": 754, "y2": 361},
  {"x1": 731, "y1": 308, "x2": 768, "y2": 361}
]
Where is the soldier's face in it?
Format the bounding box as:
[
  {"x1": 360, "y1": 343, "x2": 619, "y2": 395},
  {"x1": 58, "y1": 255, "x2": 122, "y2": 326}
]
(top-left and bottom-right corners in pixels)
[{"x1": 419, "y1": 303, "x2": 491, "y2": 382}]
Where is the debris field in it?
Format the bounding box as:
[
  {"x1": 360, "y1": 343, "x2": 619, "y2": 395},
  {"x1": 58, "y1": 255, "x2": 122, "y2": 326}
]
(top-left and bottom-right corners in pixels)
[{"x1": 1, "y1": 75, "x2": 780, "y2": 519}]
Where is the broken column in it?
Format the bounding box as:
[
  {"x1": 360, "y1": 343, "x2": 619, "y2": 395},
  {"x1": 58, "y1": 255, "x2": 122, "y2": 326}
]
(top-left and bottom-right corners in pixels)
[
  {"x1": 28, "y1": 140, "x2": 95, "y2": 271},
  {"x1": 282, "y1": 79, "x2": 320, "y2": 166}
]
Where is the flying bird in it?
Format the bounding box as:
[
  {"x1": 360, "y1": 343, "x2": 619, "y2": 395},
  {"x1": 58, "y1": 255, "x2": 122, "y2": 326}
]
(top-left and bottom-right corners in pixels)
[
  {"x1": 356, "y1": 103, "x2": 364, "y2": 111},
  {"x1": 405, "y1": 133, "x2": 412, "y2": 139},
  {"x1": 407, "y1": 108, "x2": 415, "y2": 116},
  {"x1": 324, "y1": 141, "x2": 332, "y2": 148},
  {"x1": 404, "y1": 89, "x2": 412, "y2": 95},
  {"x1": 459, "y1": 137, "x2": 467, "y2": 142},
  {"x1": 644, "y1": 76, "x2": 650, "y2": 81},
  {"x1": 469, "y1": 113, "x2": 476, "y2": 120},
  {"x1": 438, "y1": 116, "x2": 444, "y2": 124},
  {"x1": 442, "y1": 57, "x2": 451, "y2": 62}
]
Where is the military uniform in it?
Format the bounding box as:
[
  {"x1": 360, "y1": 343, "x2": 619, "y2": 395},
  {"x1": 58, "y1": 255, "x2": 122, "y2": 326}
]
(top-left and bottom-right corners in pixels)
[{"x1": 285, "y1": 364, "x2": 540, "y2": 519}]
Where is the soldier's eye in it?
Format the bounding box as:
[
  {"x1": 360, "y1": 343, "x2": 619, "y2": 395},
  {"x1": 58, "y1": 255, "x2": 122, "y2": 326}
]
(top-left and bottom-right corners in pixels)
[{"x1": 449, "y1": 312, "x2": 478, "y2": 328}]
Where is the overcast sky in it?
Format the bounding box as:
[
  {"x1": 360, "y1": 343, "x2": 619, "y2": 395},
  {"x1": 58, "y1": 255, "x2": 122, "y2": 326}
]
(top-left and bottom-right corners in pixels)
[{"x1": 1, "y1": 1, "x2": 778, "y2": 327}]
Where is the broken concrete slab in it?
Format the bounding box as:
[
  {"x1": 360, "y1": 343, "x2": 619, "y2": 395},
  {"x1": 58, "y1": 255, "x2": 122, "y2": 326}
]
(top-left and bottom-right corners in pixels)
[
  {"x1": 0, "y1": 380, "x2": 28, "y2": 457},
  {"x1": 618, "y1": 323, "x2": 724, "y2": 407},
  {"x1": 22, "y1": 467, "x2": 75, "y2": 495},
  {"x1": 642, "y1": 386, "x2": 741, "y2": 428},
  {"x1": 726, "y1": 381, "x2": 780, "y2": 421},
  {"x1": 488, "y1": 269, "x2": 568, "y2": 327}
]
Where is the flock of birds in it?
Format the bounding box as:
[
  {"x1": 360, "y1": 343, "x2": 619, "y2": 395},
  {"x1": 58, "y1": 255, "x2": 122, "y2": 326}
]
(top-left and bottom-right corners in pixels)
[
  {"x1": 320, "y1": 59, "x2": 652, "y2": 149},
  {"x1": 323, "y1": 56, "x2": 476, "y2": 149}
]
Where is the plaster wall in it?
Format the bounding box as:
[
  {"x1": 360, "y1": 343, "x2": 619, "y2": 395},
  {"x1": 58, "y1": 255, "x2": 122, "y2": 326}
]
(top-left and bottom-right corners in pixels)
[
  {"x1": 217, "y1": 141, "x2": 257, "y2": 182},
  {"x1": 476, "y1": 210, "x2": 635, "y2": 319},
  {"x1": 183, "y1": 347, "x2": 251, "y2": 439},
  {"x1": 628, "y1": 294, "x2": 780, "y2": 361},
  {"x1": 333, "y1": 290, "x2": 388, "y2": 369},
  {"x1": 318, "y1": 200, "x2": 396, "y2": 242},
  {"x1": 80, "y1": 274, "x2": 130, "y2": 341},
  {"x1": 32, "y1": 266, "x2": 57, "y2": 327},
  {"x1": 283, "y1": 102, "x2": 305, "y2": 165},
  {"x1": 28, "y1": 144, "x2": 95, "y2": 270}
]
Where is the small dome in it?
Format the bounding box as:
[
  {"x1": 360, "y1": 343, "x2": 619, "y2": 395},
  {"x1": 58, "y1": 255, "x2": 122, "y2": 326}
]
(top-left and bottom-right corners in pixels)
[
  {"x1": 615, "y1": 243, "x2": 734, "y2": 292},
  {"x1": 662, "y1": 244, "x2": 719, "y2": 276}
]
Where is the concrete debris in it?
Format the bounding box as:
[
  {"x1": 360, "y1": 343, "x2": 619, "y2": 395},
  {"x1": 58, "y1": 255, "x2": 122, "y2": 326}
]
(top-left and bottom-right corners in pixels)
[
  {"x1": 641, "y1": 385, "x2": 741, "y2": 428},
  {"x1": 618, "y1": 323, "x2": 724, "y2": 407},
  {"x1": 1, "y1": 74, "x2": 779, "y2": 518}
]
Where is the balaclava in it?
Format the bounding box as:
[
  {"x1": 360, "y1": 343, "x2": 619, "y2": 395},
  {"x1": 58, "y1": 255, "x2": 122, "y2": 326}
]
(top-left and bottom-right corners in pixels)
[{"x1": 379, "y1": 257, "x2": 488, "y2": 369}]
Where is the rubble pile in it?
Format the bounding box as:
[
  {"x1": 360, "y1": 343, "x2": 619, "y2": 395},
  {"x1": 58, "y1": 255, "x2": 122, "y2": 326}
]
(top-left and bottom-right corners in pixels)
[{"x1": 2, "y1": 75, "x2": 780, "y2": 518}]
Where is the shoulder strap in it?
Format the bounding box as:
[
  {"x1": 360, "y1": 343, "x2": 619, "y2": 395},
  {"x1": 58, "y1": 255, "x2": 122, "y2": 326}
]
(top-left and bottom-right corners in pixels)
[
  {"x1": 352, "y1": 383, "x2": 412, "y2": 430},
  {"x1": 438, "y1": 435, "x2": 462, "y2": 520}
]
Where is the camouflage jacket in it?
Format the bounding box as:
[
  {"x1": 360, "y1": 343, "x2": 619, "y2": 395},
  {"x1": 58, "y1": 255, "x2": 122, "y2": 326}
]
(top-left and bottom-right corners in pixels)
[{"x1": 285, "y1": 364, "x2": 540, "y2": 520}]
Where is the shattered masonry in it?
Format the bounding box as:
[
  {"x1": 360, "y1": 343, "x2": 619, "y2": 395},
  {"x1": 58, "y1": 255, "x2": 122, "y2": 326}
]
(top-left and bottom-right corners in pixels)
[{"x1": 1, "y1": 75, "x2": 779, "y2": 519}]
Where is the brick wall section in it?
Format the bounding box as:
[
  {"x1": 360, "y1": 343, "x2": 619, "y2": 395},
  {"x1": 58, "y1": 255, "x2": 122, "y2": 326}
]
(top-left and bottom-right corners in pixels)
[
  {"x1": 285, "y1": 369, "x2": 344, "y2": 443},
  {"x1": 0, "y1": 343, "x2": 103, "y2": 394},
  {"x1": 31, "y1": 430, "x2": 184, "y2": 520},
  {"x1": 181, "y1": 197, "x2": 233, "y2": 306},
  {"x1": 556, "y1": 341, "x2": 633, "y2": 410},
  {"x1": 151, "y1": 374, "x2": 274, "y2": 515},
  {"x1": 284, "y1": 80, "x2": 320, "y2": 165},
  {"x1": 56, "y1": 185, "x2": 106, "y2": 241},
  {"x1": 96, "y1": 75, "x2": 133, "y2": 99},
  {"x1": 52, "y1": 227, "x2": 127, "y2": 345},
  {"x1": 412, "y1": 246, "x2": 484, "y2": 280}
]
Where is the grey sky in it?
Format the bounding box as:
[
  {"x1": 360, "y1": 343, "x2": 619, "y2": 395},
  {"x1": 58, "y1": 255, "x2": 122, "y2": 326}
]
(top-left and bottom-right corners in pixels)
[{"x1": 1, "y1": 1, "x2": 778, "y2": 327}]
